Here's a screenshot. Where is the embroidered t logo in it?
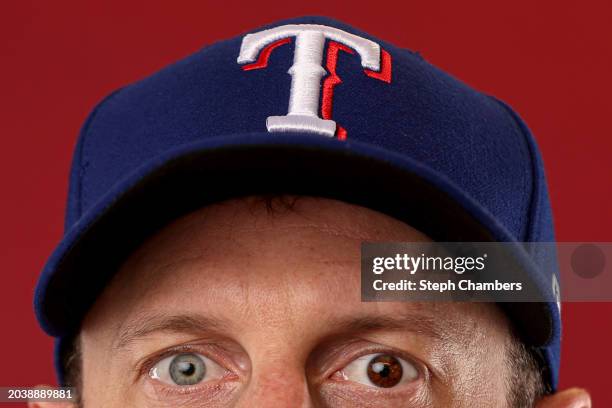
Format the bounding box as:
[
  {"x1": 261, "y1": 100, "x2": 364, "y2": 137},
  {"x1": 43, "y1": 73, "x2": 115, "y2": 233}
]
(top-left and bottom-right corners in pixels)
[{"x1": 237, "y1": 24, "x2": 392, "y2": 140}]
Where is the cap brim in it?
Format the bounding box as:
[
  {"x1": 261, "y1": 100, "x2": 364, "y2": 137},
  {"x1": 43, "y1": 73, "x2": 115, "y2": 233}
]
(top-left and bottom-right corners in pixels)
[{"x1": 35, "y1": 131, "x2": 559, "y2": 368}]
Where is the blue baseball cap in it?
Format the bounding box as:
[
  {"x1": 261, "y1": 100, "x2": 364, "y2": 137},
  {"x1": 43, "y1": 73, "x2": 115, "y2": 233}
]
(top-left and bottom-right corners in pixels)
[{"x1": 34, "y1": 16, "x2": 561, "y2": 389}]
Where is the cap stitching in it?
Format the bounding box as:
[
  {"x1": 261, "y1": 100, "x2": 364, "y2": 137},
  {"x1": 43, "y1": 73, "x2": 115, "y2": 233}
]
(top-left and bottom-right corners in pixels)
[
  {"x1": 489, "y1": 96, "x2": 540, "y2": 242},
  {"x1": 76, "y1": 87, "x2": 126, "y2": 220}
]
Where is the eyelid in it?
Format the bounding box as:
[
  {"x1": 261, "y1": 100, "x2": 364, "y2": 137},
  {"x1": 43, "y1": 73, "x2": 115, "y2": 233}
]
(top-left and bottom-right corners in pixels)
[
  {"x1": 150, "y1": 352, "x2": 227, "y2": 386},
  {"x1": 142, "y1": 352, "x2": 239, "y2": 402},
  {"x1": 337, "y1": 353, "x2": 419, "y2": 387},
  {"x1": 319, "y1": 342, "x2": 429, "y2": 384},
  {"x1": 136, "y1": 342, "x2": 240, "y2": 384}
]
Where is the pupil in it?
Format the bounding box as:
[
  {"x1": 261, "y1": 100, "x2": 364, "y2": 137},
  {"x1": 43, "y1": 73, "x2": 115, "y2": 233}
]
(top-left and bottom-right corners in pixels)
[
  {"x1": 372, "y1": 362, "x2": 390, "y2": 377},
  {"x1": 169, "y1": 353, "x2": 206, "y2": 385},
  {"x1": 178, "y1": 362, "x2": 195, "y2": 376},
  {"x1": 367, "y1": 355, "x2": 403, "y2": 388}
]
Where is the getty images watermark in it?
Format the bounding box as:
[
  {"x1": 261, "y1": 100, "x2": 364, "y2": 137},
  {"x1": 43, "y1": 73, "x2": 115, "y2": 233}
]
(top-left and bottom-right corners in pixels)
[{"x1": 361, "y1": 242, "x2": 611, "y2": 303}]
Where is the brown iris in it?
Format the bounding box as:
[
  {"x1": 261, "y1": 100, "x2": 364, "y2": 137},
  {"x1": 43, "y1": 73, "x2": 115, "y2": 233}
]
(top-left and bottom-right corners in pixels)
[{"x1": 366, "y1": 355, "x2": 403, "y2": 388}]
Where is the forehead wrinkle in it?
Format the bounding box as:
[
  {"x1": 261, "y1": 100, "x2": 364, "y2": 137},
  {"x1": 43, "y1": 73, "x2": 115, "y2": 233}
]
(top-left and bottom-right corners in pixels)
[
  {"x1": 161, "y1": 196, "x2": 430, "y2": 244},
  {"x1": 116, "y1": 197, "x2": 431, "y2": 291},
  {"x1": 130, "y1": 225, "x2": 375, "y2": 277},
  {"x1": 200, "y1": 223, "x2": 411, "y2": 244}
]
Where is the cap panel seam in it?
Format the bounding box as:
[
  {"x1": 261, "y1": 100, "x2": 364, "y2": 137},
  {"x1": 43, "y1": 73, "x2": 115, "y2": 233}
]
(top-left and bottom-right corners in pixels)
[
  {"x1": 489, "y1": 96, "x2": 541, "y2": 242},
  {"x1": 505, "y1": 106, "x2": 544, "y2": 242},
  {"x1": 76, "y1": 87, "x2": 127, "y2": 221}
]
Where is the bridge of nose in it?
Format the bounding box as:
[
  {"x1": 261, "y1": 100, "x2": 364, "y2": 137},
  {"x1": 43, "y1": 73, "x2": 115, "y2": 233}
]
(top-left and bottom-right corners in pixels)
[{"x1": 235, "y1": 359, "x2": 315, "y2": 407}]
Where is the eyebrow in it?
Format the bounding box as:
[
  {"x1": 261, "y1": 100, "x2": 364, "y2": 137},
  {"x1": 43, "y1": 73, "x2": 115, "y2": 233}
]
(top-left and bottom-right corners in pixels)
[
  {"x1": 112, "y1": 310, "x2": 447, "y2": 351},
  {"x1": 113, "y1": 313, "x2": 227, "y2": 351},
  {"x1": 328, "y1": 313, "x2": 446, "y2": 340}
]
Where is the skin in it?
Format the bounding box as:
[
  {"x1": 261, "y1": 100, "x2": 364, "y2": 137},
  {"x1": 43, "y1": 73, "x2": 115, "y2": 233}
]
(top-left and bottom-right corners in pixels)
[{"x1": 32, "y1": 196, "x2": 591, "y2": 407}]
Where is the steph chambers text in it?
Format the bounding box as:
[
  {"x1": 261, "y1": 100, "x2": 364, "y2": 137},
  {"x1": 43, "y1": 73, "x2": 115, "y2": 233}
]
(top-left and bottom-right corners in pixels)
[{"x1": 372, "y1": 279, "x2": 523, "y2": 293}]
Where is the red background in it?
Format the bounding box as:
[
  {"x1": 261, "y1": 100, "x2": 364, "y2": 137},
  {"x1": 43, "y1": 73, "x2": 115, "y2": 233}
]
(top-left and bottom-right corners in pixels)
[{"x1": 1, "y1": 1, "x2": 611, "y2": 406}]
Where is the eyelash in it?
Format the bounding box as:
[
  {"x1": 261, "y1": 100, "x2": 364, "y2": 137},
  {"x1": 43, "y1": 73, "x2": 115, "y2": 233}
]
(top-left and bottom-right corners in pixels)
[
  {"x1": 137, "y1": 343, "x2": 235, "y2": 385},
  {"x1": 136, "y1": 342, "x2": 429, "y2": 394},
  {"x1": 328, "y1": 345, "x2": 428, "y2": 385}
]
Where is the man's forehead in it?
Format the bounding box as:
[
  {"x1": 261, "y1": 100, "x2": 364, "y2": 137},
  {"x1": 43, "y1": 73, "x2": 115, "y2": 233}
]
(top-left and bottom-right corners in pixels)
[
  {"x1": 107, "y1": 196, "x2": 430, "y2": 286},
  {"x1": 83, "y1": 196, "x2": 507, "y2": 348},
  {"x1": 135, "y1": 196, "x2": 430, "y2": 247},
  {"x1": 90, "y1": 266, "x2": 502, "y2": 352}
]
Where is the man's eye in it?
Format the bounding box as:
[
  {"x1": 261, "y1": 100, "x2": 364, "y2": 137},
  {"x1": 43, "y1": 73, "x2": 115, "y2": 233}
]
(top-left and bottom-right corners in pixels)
[
  {"x1": 333, "y1": 353, "x2": 418, "y2": 388},
  {"x1": 149, "y1": 352, "x2": 227, "y2": 386}
]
